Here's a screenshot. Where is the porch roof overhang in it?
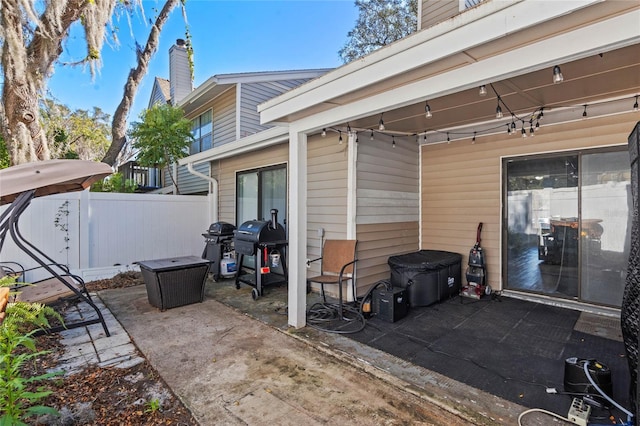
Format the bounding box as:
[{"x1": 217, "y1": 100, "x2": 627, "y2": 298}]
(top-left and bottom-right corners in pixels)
[
  {"x1": 258, "y1": 0, "x2": 640, "y2": 139},
  {"x1": 177, "y1": 126, "x2": 289, "y2": 166}
]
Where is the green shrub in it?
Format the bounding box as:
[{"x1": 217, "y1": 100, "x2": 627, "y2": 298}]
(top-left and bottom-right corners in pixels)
[{"x1": 0, "y1": 277, "x2": 64, "y2": 424}]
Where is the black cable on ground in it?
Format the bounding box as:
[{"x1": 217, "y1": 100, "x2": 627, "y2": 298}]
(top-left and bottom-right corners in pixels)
[
  {"x1": 306, "y1": 279, "x2": 392, "y2": 334},
  {"x1": 306, "y1": 301, "x2": 366, "y2": 334}
]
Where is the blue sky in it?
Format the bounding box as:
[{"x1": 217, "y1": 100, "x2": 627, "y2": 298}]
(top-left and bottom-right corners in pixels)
[{"x1": 47, "y1": 0, "x2": 358, "y2": 123}]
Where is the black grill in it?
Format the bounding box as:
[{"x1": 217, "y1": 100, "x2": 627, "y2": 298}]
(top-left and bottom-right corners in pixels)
[
  {"x1": 234, "y1": 209, "x2": 288, "y2": 300},
  {"x1": 201, "y1": 221, "x2": 236, "y2": 281},
  {"x1": 234, "y1": 221, "x2": 286, "y2": 255},
  {"x1": 206, "y1": 221, "x2": 236, "y2": 237}
]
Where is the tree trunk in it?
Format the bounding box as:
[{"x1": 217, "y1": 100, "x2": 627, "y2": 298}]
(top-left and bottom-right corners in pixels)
[
  {"x1": 102, "y1": 0, "x2": 180, "y2": 167},
  {"x1": 1, "y1": 0, "x2": 88, "y2": 165}
]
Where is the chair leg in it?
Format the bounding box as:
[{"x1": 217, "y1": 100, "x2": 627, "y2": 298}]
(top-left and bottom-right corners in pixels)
[
  {"x1": 320, "y1": 283, "x2": 327, "y2": 302},
  {"x1": 351, "y1": 279, "x2": 357, "y2": 306}
]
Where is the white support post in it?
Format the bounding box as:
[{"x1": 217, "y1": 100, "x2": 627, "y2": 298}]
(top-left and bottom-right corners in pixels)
[
  {"x1": 346, "y1": 131, "x2": 357, "y2": 240},
  {"x1": 288, "y1": 129, "x2": 308, "y2": 328},
  {"x1": 346, "y1": 131, "x2": 358, "y2": 302}
]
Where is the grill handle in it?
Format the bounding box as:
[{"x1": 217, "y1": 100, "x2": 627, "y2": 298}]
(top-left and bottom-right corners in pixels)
[{"x1": 270, "y1": 209, "x2": 278, "y2": 229}]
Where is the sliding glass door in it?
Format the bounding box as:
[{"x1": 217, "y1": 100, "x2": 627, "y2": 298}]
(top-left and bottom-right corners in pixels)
[
  {"x1": 504, "y1": 149, "x2": 630, "y2": 307},
  {"x1": 236, "y1": 164, "x2": 287, "y2": 227},
  {"x1": 580, "y1": 151, "x2": 631, "y2": 306}
]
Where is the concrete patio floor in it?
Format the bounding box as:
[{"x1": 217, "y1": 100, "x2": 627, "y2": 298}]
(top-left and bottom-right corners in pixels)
[{"x1": 93, "y1": 275, "x2": 630, "y2": 425}]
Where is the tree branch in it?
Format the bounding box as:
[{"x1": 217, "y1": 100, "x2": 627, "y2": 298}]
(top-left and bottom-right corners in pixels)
[{"x1": 102, "y1": 0, "x2": 180, "y2": 166}]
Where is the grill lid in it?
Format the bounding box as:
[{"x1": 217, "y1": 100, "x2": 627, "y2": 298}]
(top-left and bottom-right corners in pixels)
[
  {"x1": 235, "y1": 220, "x2": 286, "y2": 243},
  {"x1": 234, "y1": 209, "x2": 286, "y2": 245},
  {"x1": 207, "y1": 221, "x2": 236, "y2": 236}
]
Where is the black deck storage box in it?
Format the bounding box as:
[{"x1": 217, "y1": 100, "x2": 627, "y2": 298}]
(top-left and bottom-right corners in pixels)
[
  {"x1": 139, "y1": 256, "x2": 210, "y2": 311},
  {"x1": 388, "y1": 250, "x2": 462, "y2": 307}
]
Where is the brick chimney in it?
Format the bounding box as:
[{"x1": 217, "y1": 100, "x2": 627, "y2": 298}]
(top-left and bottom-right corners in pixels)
[{"x1": 169, "y1": 38, "x2": 193, "y2": 105}]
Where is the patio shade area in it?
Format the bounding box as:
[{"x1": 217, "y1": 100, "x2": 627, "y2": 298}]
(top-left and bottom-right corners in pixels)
[
  {"x1": 205, "y1": 276, "x2": 630, "y2": 422},
  {"x1": 348, "y1": 296, "x2": 630, "y2": 421}
]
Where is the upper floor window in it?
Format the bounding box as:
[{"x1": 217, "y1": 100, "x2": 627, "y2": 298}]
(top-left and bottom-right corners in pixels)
[
  {"x1": 190, "y1": 109, "x2": 212, "y2": 154},
  {"x1": 460, "y1": 0, "x2": 484, "y2": 10}
]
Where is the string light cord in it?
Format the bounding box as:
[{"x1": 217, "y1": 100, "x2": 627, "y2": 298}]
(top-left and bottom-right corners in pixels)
[{"x1": 321, "y1": 93, "x2": 637, "y2": 144}]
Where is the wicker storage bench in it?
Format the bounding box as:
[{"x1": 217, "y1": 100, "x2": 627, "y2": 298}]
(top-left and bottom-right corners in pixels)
[{"x1": 139, "y1": 256, "x2": 210, "y2": 310}]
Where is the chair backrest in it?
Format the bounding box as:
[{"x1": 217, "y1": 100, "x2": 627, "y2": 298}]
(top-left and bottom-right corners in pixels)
[{"x1": 321, "y1": 240, "x2": 357, "y2": 275}]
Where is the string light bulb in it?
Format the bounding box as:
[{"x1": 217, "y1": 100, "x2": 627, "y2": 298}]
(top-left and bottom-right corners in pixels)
[
  {"x1": 425, "y1": 102, "x2": 432, "y2": 119},
  {"x1": 496, "y1": 97, "x2": 503, "y2": 119},
  {"x1": 446, "y1": 132, "x2": 450, "y2": 143},
  {"x1": 553, "y1": 65, "x2": 564, "y2": 84},
  {"x1": 506, "y1": 124, "x2": 511, "y2": 135},
  {"x1": 521, "y1": 121, "x2": 527, "y2": 138},
  {"x1": 321, "y1": 128, "x2": 326, "y2": 137},
  {"x1": 529, "y1": 120, "x2": 535, "y2": 137},
  {"x1": 423, "y1": 133, "x2": 427, "y2": 143},
  {"x1": 634, "y1": 95, "x2": 639, "y2": 112},
  {"x1": 392, "y1": 135, "x2": 396, "y2": 148},
  {"x1": 370, "y1": 130, "x2": 374, "y2": 140},
  {"x1": 472, "y1": 132, "x2": 476, "y2": 143},
  {"x1": 378, "y1": 114, "x2": 385, "y2": 131},
  {"x1": 582, "y1": 104, "x2": 588, "y2": 118},
  {"x1": 338, "y1": 131, "x2": 343, "y2": 144},
  {"x1": 355, "y1": 132, "x2": 359, "y2": 144},
  {"x1": 479, "y1": 85, "x2": 487, "y2": 97}
]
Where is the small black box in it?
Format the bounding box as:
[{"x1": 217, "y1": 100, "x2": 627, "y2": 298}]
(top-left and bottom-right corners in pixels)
[{"x1": 372, "y1": 286, "x2": 409, "y2": 323}]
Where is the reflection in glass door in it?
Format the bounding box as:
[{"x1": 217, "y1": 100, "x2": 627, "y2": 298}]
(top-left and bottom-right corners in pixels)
[
  {"x1": 260, "y1": 167, "x2": 287, "y2": 226},
  {"x1": 505, "y1": 156, "x2": 579, "y2": 298},
  {"x1": 504, "y1": 151, "x2": 631, "y2": 307},
  {"x1": 580, "y1": 151, "x2": 631, "y2": 306}
]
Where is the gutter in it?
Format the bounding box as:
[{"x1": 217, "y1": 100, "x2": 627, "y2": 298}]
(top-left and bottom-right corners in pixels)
[{"x1": 186, "y1": 162, "x2": 218, "y2": 223}]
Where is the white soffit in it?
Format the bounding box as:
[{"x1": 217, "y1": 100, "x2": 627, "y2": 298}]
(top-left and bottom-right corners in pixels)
[
  {"x1": 288, "y1": 7, "x2": 640, "y2": 134},
  {"x1": 259, "y1": 0, "x2": 640, "y2": 127}
]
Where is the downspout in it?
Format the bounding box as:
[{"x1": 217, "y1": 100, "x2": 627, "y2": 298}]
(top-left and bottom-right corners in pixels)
[{"x1": 186, "y1": 162, "x2": 218, "y2": 223}]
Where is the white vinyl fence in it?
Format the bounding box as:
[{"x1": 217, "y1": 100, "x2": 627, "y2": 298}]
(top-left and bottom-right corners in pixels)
[{"x1": 1, "y1": 191, "x2": 212, "y2": 282}]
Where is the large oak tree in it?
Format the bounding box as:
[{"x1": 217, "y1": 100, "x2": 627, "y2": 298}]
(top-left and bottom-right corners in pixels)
[
  {"x1": 0, "y1": 0, "x2": 185, "y2": 166},
  {"x1": 339, "y1": 0, "x2": 417, "y2": 64}
]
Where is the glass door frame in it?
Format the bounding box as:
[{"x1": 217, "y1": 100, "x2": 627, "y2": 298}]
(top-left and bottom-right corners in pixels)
[
  {"x1": 235, "y1": 163, "x2": 288, "y2": 227},
  {"x1": 501, "y1": 146, "x2": 630, "y2": 307}
]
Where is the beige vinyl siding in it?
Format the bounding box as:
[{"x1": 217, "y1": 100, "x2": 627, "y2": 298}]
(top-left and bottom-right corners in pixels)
[
  {"x1": 306, "y1": 133, "x2": 349, "y2": 290},
  {"x1": 357, "y1": 134, "x2": 419, "y2": 224},
  {"x1": 421, "y1": 0, "x2": 459, "y2": 29},
  {"x1": 357, "y1": 221, "x2": 419, "y2": 288},
  {"x1": 355, "y1": 134, "x2": 420, "y2": 291},
  {"x1": 212, "y1": 87, "x2": 237, "y2": 147},
  {"x1": 421, "y1": 112, "x2": 638, "y2": 291},
  {"x1": 211, "y1": 143, "x2": 289, "y2": 226},
  {"x1": 239, "y1": 80, "x2": 315, "y2": 138}
]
